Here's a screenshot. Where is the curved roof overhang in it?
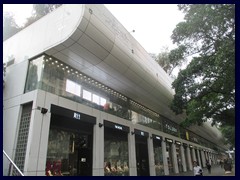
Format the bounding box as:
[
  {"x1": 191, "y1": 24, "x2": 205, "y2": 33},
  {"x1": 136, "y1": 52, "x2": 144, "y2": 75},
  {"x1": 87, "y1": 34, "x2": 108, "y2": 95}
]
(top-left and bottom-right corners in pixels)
[{"x1": 42, "y1": 4, "x2": 183, "y2": 123}]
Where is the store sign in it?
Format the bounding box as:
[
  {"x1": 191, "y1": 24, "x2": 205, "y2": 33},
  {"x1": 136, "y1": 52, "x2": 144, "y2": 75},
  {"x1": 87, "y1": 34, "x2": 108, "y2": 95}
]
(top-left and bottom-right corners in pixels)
[
  {"x1": 73, "y1": 112, "x2": 81, "y2": 120},
  {"x1": 152, "y1": 134, "x2": 162, "y2": 141},
  {"x1": 175, "y1": 141, "x2": 181, "y2": 145},
  {"x1": 134, "y1": 129, "x2": 149, "y2": 137},
  {"x1": 50, "y1": 104, "x2": 96, "y2": 124},
  {"x1": 104, "y1": 120, "x2": 129, "y2": 133},
  {"x1": 166, "y1": 138, "x2": 173, "y2": 143},
  {"x1": 115, "y1": 125, "x2": 123, "y2": 130}
]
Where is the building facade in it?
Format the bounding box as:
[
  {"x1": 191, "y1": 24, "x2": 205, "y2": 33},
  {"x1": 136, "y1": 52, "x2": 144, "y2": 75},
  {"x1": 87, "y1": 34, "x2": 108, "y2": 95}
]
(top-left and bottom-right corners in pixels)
[{"x1": 3, "y1": 4, "x2": 227, "y2": 176}]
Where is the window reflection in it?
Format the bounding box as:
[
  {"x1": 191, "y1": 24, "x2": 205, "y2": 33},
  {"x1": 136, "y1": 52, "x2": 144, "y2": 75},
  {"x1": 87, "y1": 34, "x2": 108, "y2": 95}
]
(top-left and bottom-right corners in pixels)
[
  {"x1": 153, "y1": 139, "x2": 164, "y2": 175},
  {"x1": 104, "y1": 128, "x2": 129, "y2": 176}
]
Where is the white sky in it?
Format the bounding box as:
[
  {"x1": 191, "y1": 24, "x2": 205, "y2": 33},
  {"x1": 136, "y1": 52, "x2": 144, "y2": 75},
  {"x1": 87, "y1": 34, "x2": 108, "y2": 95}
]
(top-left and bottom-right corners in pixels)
[{"x1": 3, "y1": 4, "x2": 184, "y2": 55}]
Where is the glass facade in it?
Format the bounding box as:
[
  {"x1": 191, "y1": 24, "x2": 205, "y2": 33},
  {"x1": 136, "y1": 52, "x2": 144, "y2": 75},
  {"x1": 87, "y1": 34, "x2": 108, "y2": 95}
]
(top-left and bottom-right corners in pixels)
[
  {"x1": 175, "y1": 143, "x2": 183, "y2": 172},
  {"x1": 166, "y1": 140, "x2": 174, "y2": 174},
  {"x1": 153, "y1": 139, "x2": 164, "y2": 175},
  {"x1": 24, "y1": 54, "x2": 222, "y2": 176},
  {"x1": 104, "y1": 127, "x2": 129, "y2": 176}
]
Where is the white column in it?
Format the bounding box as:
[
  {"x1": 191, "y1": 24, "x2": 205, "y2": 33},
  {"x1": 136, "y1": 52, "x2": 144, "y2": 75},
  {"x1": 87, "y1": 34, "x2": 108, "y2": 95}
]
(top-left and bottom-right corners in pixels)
[
  {"x1": 180, "y1": 145, "x2": 187, "y2": 172},
  {"x1": 128, "y1": 129, "x2": 137, "y2": 176},
  {"x1": 192, "y1": 148, "x2": 196, "y2": 162},
  {"x1": 161, "y1": 140, "x2": 169, "y2": 175},
  {"x1": 24, "y1": 95, "x2": 49, "y2": 176},
  {"x1": 92, "y1": 120, "x2": 104, "y2": 176},
  {"x1": 186, "y1": 147, "x2": 193, "y2": 170},
  {"x1": 201, "y1": 150, "x2": 206, "y2": 168},
  {"x1": 148, "y1": 137, "x2": 156, "y2": 176},
  {"x1": 172, "y1": 143, "x2": 179, "y2": 174}
]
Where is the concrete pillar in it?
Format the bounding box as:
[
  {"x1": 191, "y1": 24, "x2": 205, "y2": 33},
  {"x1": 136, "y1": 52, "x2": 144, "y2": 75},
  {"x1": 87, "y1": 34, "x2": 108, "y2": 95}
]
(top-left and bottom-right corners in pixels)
[
  {"x1": 161, "y1": 140, "x2": 169, "y2": 175},
  {"x1": 128, "y1": 128, "x2": 137, "y2": 176},
  {"x1": 186, "y1": 147, "x2": 193, "y2": 170},
  {"x1": 180, "y1": 145, "x2": 187, "y2": 172},
  {"x1": 92, "y1": 118, "x2": 104, "y2": 176},
  {"x1": 172, "y1": 143, "x2": 179, "y2": 174},
  {"x1": 24, "y1": 100, "x2": 50, "y2": 176},
  {"x1": 192, "y1": 148, "x2": 197, "y2": 162},
  {"x1": 148, "y1": 137, "x2": 156, "y2": 176},
  {"x1": 201, "y1": 150, "x2": 206, "y2": 168}
]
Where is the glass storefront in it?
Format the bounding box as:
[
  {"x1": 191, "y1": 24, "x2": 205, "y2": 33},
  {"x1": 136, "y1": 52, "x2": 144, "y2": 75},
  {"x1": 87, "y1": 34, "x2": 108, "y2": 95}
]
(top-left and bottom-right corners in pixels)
[
  {"x1": 175, "y1": 142, "x2": 183, "y2": 173},
  {"x1": 189, "y1": 146, "x2": 194, "y2": 165},
  {"x1": 46, "y1": 128, "x2": 92, "y2": 176},
  {"x1": 152, "y1": 135, "x2": 164, "y2": 175},
  {"x1": 104, "y1": 121, "x2": 129, "y2": 176},
  {"x1": 165, "y1": 138, "x2": 174, "y2": 174},
  {"x1": 45, "y1": 105, "x2": 95, "y2": 176},
  {"x1": 183, "y1": 144, "x2": 189, "y2": 170},
  {"x1": 135, "y1": 130, "x2": 150, "y2": 176}
]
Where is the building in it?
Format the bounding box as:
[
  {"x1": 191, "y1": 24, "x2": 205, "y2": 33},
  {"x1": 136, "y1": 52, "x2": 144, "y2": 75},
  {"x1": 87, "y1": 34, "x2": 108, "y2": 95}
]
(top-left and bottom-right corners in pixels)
[{"x1": 3, "y1": 4, "x2": 228, "y2": 176}]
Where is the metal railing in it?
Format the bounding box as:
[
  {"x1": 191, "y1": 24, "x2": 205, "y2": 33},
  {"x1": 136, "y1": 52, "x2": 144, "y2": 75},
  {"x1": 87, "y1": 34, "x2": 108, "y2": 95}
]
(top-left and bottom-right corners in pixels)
[{"x1": 3, "y1": 150, "x2": 24, "y2": 176}]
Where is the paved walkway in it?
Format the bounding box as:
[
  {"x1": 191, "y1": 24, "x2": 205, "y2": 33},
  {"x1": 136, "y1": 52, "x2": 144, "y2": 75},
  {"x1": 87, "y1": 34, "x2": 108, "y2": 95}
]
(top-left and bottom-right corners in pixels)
[{"x1": 171, "y1": 164, "x2": 235, "y2": 176}]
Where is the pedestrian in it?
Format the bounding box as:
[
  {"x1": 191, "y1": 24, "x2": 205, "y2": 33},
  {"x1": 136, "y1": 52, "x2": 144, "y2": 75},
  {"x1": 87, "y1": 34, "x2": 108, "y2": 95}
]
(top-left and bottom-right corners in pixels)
[
  {"x1": 206, "y1": 160, "x2": 211, "y2": 174},
  {"x1": 193, "y1": 161, "x2": 203, "y2": 176}
]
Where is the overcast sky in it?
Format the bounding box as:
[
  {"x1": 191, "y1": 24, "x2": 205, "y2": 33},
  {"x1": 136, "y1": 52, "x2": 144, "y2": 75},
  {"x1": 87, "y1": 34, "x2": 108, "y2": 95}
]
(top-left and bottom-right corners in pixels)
[{"x1": 3, "y1": 4, "x2": 185, "y2": 55}]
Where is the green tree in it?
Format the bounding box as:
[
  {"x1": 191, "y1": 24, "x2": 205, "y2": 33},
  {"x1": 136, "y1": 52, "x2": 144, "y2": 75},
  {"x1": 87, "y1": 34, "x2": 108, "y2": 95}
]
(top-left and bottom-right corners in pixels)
[
  {"x1": 3, "y1": 12, "x2": 22, "y2": 41},
  {"x1": 170, "y1": 4, "x2": 235, "y2": 144},
  {"x1": 155, "y1": 45, "x2": 186, "y2": 76}
]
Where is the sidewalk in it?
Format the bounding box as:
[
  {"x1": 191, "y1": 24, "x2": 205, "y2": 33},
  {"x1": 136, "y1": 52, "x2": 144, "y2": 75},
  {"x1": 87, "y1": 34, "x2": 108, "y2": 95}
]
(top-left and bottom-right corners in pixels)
[{"x1": 171, "y1": 164, "x2": 235, "y2": 176}]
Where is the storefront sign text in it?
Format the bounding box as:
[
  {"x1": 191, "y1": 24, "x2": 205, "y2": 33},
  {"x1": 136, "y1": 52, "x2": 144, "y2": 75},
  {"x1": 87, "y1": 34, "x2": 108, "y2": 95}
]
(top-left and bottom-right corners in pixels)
[
  {"x1": 115, "y1": 125, "x2": 123, "y2": 130},
  {"x1": 73, "y1": 112, "x2": 81, "y2": 120}
]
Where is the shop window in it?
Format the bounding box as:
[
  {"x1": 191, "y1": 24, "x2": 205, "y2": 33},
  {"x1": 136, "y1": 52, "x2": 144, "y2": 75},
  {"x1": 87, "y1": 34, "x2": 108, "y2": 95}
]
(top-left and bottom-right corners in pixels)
[
  {"x1": 153, "y1": 139, "x2": 164, "y2": 175},
  {"x1": 100, "y1": 97, "x2": 106, "y2": 106},
  {"x1": 66, "y1": 79, "x2": 81, "y2": 96},
  {"x1": 92, "y1": 94, "x2": 100, "y2": 104},
  {"x1": 83, "y1": 90, "x2": 92, "y2": 101},
  {"x1": 104, "y1": 128, "x2": 129, "y2": 176}
]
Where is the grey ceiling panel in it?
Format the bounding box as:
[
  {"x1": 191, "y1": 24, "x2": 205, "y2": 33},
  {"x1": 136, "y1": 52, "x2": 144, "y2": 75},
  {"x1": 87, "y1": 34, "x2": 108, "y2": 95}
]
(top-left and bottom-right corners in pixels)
[
  {"x1": 104, "y1": 54, "x2": 128, "y2": 74},
  {"x1": 78, "y1": 34, "x2": 110, "y2": 60},
  {"x1": 70, "y1": 28, "x2": 84, "y2": 41},
  {"x1": 60, "y1": 49, "x2": 94, "y2": 70},
  {"x1": 68, "y1": 43, "x2": 102, "y2": 66},
  {"x1": 85, "y1": 24, "x2": 114, "y2": 53},
  {"x1": 62, "y1": 38, "x2": 75, "y2": 48}
]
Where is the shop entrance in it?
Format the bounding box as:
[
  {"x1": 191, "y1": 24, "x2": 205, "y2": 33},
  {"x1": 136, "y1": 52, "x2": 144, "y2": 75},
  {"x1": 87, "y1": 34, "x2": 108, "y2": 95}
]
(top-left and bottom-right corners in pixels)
[
  {"x1": 135, "y1": 135, "x2": 150, "y2": 176},
  {"x1": 46, "y1": 105, "x2": 96, "y2": 176}
]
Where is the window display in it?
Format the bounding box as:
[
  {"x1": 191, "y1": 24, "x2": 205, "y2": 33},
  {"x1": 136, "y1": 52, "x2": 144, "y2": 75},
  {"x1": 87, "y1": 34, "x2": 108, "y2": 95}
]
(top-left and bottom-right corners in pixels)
[
  {"x1": 153, "y1": 137, "x2": 164, "y2": 175},
  {"x1": 175, "y1": 142, "x2": 183, "y2": 172},
  {"x1": 104, "y1": 127, "x2": 129, "y2": 176},
  {"x1": 46, "y1": 128, "x2": 92, "y2": 176},
  {"x1": 165, "y1": 139, "x2": 174, "y2": 174}
]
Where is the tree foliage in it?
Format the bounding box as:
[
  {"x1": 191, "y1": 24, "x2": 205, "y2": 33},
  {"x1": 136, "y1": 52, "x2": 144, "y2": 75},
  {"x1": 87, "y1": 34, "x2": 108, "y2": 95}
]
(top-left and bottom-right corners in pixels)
[
  {"x1": 156, "y1": 45, "x2": 186, "y2": 76},
  {"x1": 170, "y1": 4, "x2": 235, "y2": 135}
]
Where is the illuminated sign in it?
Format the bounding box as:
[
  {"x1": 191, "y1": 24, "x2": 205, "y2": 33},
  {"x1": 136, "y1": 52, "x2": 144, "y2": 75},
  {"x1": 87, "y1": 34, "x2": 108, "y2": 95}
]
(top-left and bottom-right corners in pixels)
[
  {"x1": 115, "y1": 125, "x2": 123, "y2": 130},
  {"x1": 73, "y1": 112, "x2": 81, "y2": 120}
]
